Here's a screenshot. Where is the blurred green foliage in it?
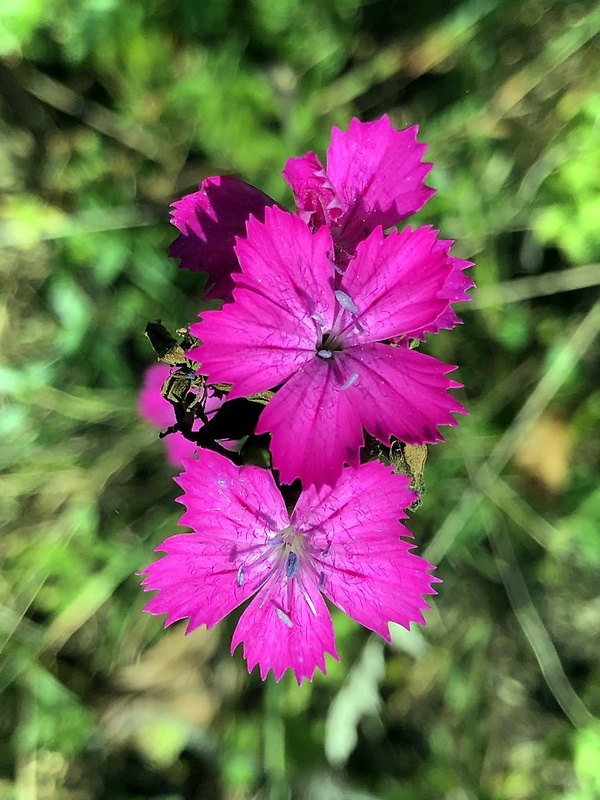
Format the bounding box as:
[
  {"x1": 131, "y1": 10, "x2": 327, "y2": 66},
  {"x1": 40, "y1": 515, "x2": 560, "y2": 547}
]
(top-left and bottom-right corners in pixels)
[{"x1": 1, "y1": 0, "x2": 599, "y2": 798}]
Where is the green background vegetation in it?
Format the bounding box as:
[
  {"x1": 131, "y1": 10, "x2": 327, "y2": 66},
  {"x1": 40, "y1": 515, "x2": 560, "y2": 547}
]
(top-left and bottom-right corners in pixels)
[{"x1": 1, "y1": 0, "x2": 599, "y2": 797}]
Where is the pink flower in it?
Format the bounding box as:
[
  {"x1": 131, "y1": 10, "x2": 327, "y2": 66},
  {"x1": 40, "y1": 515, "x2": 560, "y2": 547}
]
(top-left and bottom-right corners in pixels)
[
  {"x1": 169, "y1": 176, "x2": 279, "y2": 300},
  {"x1": 138, "y1": 364, "x2": 226, "y2": 467},
  {"x1": 190, "y1": 206, "x2": 468, "y2": 487},
  {"x1": 168, "y1": 116, "x2": 434, "y2": 300},
  {"x1": 283, "y1": 114, "x2": 434, "y2": 263},
  {"x1": 140, "y1": 450, "x2": 438, "y2": 684},
  {"x1": 138, "y1": 364, "x2": 199, "y2": 466}
]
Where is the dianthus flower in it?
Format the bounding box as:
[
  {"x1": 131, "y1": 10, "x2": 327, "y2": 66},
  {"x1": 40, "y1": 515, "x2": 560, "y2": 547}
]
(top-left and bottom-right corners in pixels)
[
  {"x1": 138, "y1": 363, "x2": 226, "y2": 466},
  {"x1": 190, "y1": 206, "x2": 467, "y2": 487},
  {"x1": 138, "y1": 363, "x2": 200, "y2": 465},
  {"x1": 168, "y1": 115, "x2": 434, "y2": 301},
  {"x1": 140, "y1": 449, "x2": 437, "y2": 683},
  {"x1": 283, "y1": 115, "x2": 434, "y2": 264}
]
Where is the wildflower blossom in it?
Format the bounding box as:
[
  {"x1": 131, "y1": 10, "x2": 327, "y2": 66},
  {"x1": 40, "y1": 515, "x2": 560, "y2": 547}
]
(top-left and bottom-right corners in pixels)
[
  {"x1": 283, "y1": 114, "x2": 434, "y2": 263},
  {"x1": 138, "y1": 363, "x2": 225, "y2": 466},
  {"x1": 190, "y1": 206, "x2": 467, "y2": 487},
  {"x1": 138, "y1": 363, "x2": 199, "y2": 465},
  {"x1": 168, "y1": 116, "x2": 434, "y2": 301},
  {"x1": 141, "y1": 449, "x2": 437, "y2": 684}
]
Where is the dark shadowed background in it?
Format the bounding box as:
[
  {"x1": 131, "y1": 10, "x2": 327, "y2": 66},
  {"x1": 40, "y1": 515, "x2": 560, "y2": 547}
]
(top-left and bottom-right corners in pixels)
[{"x1": 1, "y1": 0, "x2": 599, "y2": 798}]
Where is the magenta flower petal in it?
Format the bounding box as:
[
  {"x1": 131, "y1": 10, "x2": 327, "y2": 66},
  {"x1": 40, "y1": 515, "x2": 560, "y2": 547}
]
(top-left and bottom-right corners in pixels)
[
  {"x1": 255, "y1": 357, "x2": 364, "y2": 486},
  {"x1": 292, "y1": 459, "x2": 414, "y2": 532},
  {"x1": 420, "y1": 269, "x2": 474, "y2": 335},
  {"x1": 231, "y1": 577, "x2": 337, "y2": 684},
  {"x1": 404, "y1": 241, "x2": 475, "y2": 340},
  {"x1": 282, "y1": 151, "x2": 342, "y2": 230},
  {"x1": 293, "y1": 462, "x2": 437, "y2": 639},
  {"x1": 339, "y1": 225, "x2": 455, "y2": 343},
  {"x1": 142, "y1": 452, "x2": 437, "y2": 682},
  {"x1": 169, "y1": 176, "x2": 278, "y2": 300},
  {"x1": 326, "y1": 116, "x2": 434, "y2": 243},
  {"x1": 233, "y1": 206, "x2": 336, "y2": 326},
  {"x1": 190, "y1": 208, "x2": 337, "y2": 398},
  {"x1": 189, "y1": 290, "x2": 317, "y2": 399},
  {"x1": 283, "y1": 116, "x2": 434, "y2": 258},
  {"x1": 345, "y1": 343, "x2": 466, "y2": 445},
  {"x1": 162, "y1": 431, "x2": 198, "y2": 465},
  {"x1": 138, "y1": 363, "x2": 174, "y2": 429},
  {"x1": 142, "y1": 533, "x2": 258, "y2": 629},
  {"x1": 324, "y1": 544, "x2": 435, "y2": 638},
  {"x1": 141, "y1": 451, "x2": 289, "y2": 629},
  {"x1": 138, "y1": 363, "x2": 199, "y2": 466},
  {"x1": 437, "y1": 252, "x2": 475, "y2": 305},
  {"x1": 256, "y1": 342, "x2": 464, "y2": 486},
  {"x1": 176, "y1": 448, "x2": 287, "y2": 531}
]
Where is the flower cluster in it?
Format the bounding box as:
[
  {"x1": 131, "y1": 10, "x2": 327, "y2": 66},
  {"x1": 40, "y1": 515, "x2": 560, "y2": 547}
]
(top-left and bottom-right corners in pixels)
[{"x1": 140, "y1": 115, "x2": 473, "y2": 683}]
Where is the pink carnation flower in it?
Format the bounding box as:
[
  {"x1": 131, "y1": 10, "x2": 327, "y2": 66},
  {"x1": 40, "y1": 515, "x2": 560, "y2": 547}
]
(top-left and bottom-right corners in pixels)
[
  {"x1": 190, "y1": 206, "x2": 468, "y2": 487},
  {"x1": 168, "y1": 116, "x2": 434, "y2": 301},
  {"x1": 141, "y1": 449, "x2": 438, "y2": 684},
  {"x1": 138, "y1": 364, "x2": 199, "y2": 466},
  {"x1": 138, "y1": 363, "x2": 226, "y2": 466},
  {"x1": 282, "y1": 114, "x2": 434, "y2": 263}
]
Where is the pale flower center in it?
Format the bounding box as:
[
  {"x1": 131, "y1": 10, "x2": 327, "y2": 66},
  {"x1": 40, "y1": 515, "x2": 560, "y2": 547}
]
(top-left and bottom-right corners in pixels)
[
  {"x1": 232, "y1": 523, "x2": 329, "y2": 629},
  {"x1": 315, "y1": 289, "x2": 363, "y2": 360}
]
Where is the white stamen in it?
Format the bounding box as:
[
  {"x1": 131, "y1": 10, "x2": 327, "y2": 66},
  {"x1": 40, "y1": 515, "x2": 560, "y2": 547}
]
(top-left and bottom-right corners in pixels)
[
  {"x1": 276, "y1": 608, "x2": 294, "y2": 628},
  {"x1": 340, "y1": 372, "x2": 359, "y2": 391},
  {"x1": 236, "y1": 565, "x2": 245, "y2": 588},
  {"x1": 317, "y1": 349, "x2": 333, "y2": 359},
  {"x1": 311, "y1": 312, "x2": 327, "y2": 327},
  {"x1": 335, "y1": 290, "x2": 359, "y2": 315}
]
